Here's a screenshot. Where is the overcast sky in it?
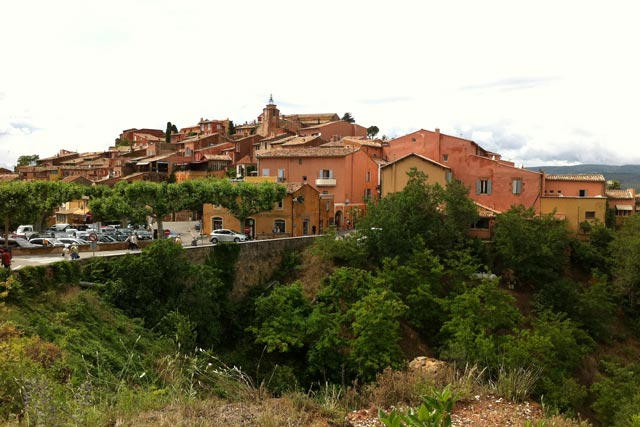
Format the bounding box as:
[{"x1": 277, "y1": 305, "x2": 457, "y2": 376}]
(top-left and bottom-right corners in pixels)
[{"x1": 1, "y1": 1, "x2": 638, "y2": 170}]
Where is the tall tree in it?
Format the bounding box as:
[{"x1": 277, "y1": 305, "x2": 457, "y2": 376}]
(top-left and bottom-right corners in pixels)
[
  {"x1": 165, "y1": 121, "x2": 178, "y2": 144},
  {"x1": 228, "y1": 120, "x2": 236, "y2": 135},
  {"x1": 341, "y1": 112, "x2": 355, "y2": 123},
  {"x1": 0, "y1": 181, "x2": 36, "y2": 246},
  {"x1": 89, "y1": 181, "x2": 189, "y2": 238},
  {"x1": 16, "y1": 154, "x2": 39, "y2": 167},
  {"x1": 28, "y1": 181, "x2": 84, "y2": 231},
  {"x1": 366, "y1": 125, "x2": 379, "y2": 139}
]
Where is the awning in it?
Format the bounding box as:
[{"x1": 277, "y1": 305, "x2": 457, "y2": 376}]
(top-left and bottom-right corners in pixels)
[
  {"x1": 137, "y1": 162, "x2": 150, "y2": 165},
  {"x1": 616, "y1": 205, "x2": 634, "y2": 211}
]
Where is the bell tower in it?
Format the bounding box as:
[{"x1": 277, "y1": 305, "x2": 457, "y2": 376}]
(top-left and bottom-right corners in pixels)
[{"x1": 259, "y1": 94, "x2": 280, "y2": 137}]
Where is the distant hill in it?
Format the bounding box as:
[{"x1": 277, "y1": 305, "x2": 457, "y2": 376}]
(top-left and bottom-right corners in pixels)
[{"x1": 527, "y1": 164, "x2": 640, "y2": 191}]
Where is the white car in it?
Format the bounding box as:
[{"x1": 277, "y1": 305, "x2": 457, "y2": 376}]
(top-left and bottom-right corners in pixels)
[
  {"x1": 209, "y1": 229, "x2": 247, "y2": 243},
  {"x1": 56, "y1": 237, "x2": 90, "y2": 248}
]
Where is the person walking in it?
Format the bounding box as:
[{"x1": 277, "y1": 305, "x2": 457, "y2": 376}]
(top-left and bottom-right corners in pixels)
[
  {"x1": 130, "y1": 232, "x2": 139, "y2": 250},
  {"x1": 174, "y1": 235, "x2": 182, "y2": 246},
  {"x1": 70, "y1": 243, "x2": 80, "y2": 260},
  {"x1": 62, "y1": 245, "x2": 70, "y2": 261},
  {"x1": 1, "y1": 247, "x2": 11, "y2": 269}
]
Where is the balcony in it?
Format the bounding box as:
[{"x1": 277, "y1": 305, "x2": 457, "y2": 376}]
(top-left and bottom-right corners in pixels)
[{"x1": 315, "y1": 177, "x2": 337, "y2": 187}]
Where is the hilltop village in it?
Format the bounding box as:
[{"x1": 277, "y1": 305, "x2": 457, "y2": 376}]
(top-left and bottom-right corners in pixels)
[{"x1": 1, "y1": 97, "x2": 635, "y2": 238}]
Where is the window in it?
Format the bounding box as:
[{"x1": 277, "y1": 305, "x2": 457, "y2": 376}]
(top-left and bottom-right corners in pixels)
[
  {"x1": 476, "y1": 179, "x2": 492, "y2": 195},
  {"x1": 276, "y1": 199, "x2": 284, "y2": 210},
  {"x1": 446, "y1": 171, "x2": 452, "y2": 183},
  {"x1": 443, "y1": 154, "x2": 449, "y2": 162},
  {"x1": 585, "y1": 211, "x2": 596, "y2": 219},
  {"x1": 319, "y1": 169, "x2": 333, "y2": 179},
  {"x1": 326, "y1": 201, "x2": 330, "y2": 211},
  {"x1": 579, "y1": 189, "x2": 587, "y2": 197},
  {"x1": 364, "y1": 188, "x2": 372, "y2": 199},
  {"x1": 365, "y1": 171, "x2": 371, "y2": 182},
  {"x1": 261, "y1": 168, "x2": 270, "y2": 177},
  {"x1": 212, "y1": 217, "x2": 223, "y2": 230},
  {"x1": 512, "y1": 179, "x2": 522, "y2": 195},
  {"x1": 411, "y1": 137, "x2": 416, "y2": 142},
  {"x1": 471, "y1": 218, "x2": 490, "y2": 229},
  {"x1": 274, "y1": 219, "x2": 286, "y2": 233},
  {"x1": 277, "y1": 168, "x2": 285, "y2": 182}
]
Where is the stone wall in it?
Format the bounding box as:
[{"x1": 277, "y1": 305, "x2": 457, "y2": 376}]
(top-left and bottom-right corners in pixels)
[{"x1": 229, "y1": 236, "x2": 315, "y2": 300}]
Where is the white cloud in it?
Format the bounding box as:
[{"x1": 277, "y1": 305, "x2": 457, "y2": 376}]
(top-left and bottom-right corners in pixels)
[{"x1": 1, "y1": 0, "x2": 639, "y2": 170}]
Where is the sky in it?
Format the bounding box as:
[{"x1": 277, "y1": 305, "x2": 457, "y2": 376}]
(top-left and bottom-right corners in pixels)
[{"x1": 1, "y1": 1, "x2": 639, "y2": 170}]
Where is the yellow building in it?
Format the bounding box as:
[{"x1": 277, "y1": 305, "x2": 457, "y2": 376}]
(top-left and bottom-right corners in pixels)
[
  {"x1": 540, "y1": 196, "x2": 607, "y2": 236},
  {"x1": 380, "y1": 153, "x2": 451, "y2": 197}
]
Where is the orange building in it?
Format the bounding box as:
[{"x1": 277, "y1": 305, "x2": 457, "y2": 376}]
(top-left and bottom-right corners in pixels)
[
  {"x1": 202, "y1": 181, "x2": 331, "y2": 239},
  {"x1": 385, "y1": 129, "x2": 544, "y2": 213},
  {"x1": 256, "y1": 146, "x2": 379, "y2": 228},
  {"x1": 380, "y1": 153, "x2": 451, "y2": 197}
]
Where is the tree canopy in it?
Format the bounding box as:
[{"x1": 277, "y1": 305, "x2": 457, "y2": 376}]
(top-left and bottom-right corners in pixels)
[{"x1": 341, "y1": 112, "x2": 355, "y2": 123}]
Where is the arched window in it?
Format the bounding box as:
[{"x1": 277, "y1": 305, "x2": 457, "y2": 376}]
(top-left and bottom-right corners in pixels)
[
  {"x1": 273, "y1": 219, "x2": 286, "y2": 234},
  {"x1": 212, "y1": 217, "x2": 223, "y2": 230}
]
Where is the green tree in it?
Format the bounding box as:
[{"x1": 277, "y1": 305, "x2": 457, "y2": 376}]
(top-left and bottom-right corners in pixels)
[
  {"x1": 607, "y1": 179, "x2": 621, "y2": 190},
  {"x1": 165, "y1": 121, "x2": 178, "y2": 144},
  {"x1": 16, "y1": 154, "x2": 39, "y2": 167},
  {"x1": 89, "y1": 181, "x2": 190, "y2": 237},
  {"x1": 358, "y1": 169, "x2": 477, "y2": 262},
  {"x1": 440, "y1": 278, "x2": 522, "y2": 367},
  {"x1": 492, "y1": 206, "x2": 571, "y2": 288},
  {"x1": 610, "y1": 214, "x2": 640, "y2": 317},
  {"x1": 0, "y1": 181, "x2": 36, "y2": 245},
  {"x1": 228, "y1": 120, "x2": 236, "y2": 135},
  {"x1": 367, "y1": 125, "x2": 380, "y2": 139},
  {"x1": 28, "y1": 181, "x2": 84, "y2": 231},
  {"x1": 341, "y1": 112, "x2": 355, "y2": 123},
  {"x1": 248, "y1": 282, "x2": 312, "y2": 353}
]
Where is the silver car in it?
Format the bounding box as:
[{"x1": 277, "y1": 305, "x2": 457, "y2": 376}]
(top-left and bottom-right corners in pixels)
[{"x1": 209, "y1": 229, "x2": 247, "y2": 244}]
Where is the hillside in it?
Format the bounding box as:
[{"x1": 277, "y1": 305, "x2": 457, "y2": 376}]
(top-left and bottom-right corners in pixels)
[{"x1": 528, "y1": 164, "x2": 640, "y2": 190}]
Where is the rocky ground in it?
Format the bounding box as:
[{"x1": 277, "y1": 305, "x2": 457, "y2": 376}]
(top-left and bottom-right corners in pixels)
[{"x1": 346, "y1": 394, "x2": 544, "y2": 427}]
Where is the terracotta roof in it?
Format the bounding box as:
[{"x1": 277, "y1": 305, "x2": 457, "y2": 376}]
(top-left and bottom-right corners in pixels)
[
  {"x1": 285, "y1": 183, "x2": 304, "y2": 193},
  {"x1": 475, "y1": 201, "x2": 501, "y2": 217},
  {"x1": 545, "y1": 174, "x2": 605, "y2": 182},
  {"x1": 282, "y1": 136, "x2": 319, "y2": 146},
  {"x1": 256, "y1": 146, "x2": 358, "y2": 158},
  {"x1": 606, "y1": 189, "x2": 634, "y2": 199},
  {"x1": 235, "y1": 155, "x2": 254, "y2": 165},
  {"x1": 0, "y1": 174, "x2": 19, "y2": 182},
  {"x1": 202, "y1": 154, "x2": 232, "y2": 161}
]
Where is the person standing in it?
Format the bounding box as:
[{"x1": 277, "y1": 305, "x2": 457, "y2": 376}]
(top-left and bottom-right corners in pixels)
[
  {"x1": 175, "y1": 235, "x2": 182, "y2": 246},
  {"x1": 130, "y1": 232, "x2": 139, "y2": 250},
  {"x1": 62, "y1": 245, "x2": 70, "y2": 260}
]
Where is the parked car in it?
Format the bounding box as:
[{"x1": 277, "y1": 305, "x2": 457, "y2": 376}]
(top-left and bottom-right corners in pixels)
[
  {"x1": 209, "y1": 229, "x2": 247, "y2": 243},
  {"x1": 0, "y1": 237, "x2": 41, "y2": 248},
  {"x1": 135, "y1": 230, "x2": 153, "y2": 240},
  {"x1": 56, "y1": 237, "x2": 90, "y2": 248},
  {"x1": 29, "y1": 237, "x2": 66, "y2": 248}
]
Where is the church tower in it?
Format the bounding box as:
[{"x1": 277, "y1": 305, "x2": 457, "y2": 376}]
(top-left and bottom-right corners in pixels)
[{"x1": 259, "y1": 94, "x2": 280, "y2": 137}]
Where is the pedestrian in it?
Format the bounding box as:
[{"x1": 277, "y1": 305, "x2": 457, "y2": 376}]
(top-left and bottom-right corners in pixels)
[
  {"x1": 125, "y1": 234, "x2": 133, "y2": 250},
  {"x1": 70, "y1": 243, "x2": 80, "y2": 260},
  {"x1": 62, "y1": 245, "x2": 70, "y2": 261},
  {"x1": 175, "y1": 235, "x2": 182, "y2": 246},
  {"x1": 130, "y1": 232, "x2": 139, "y2": 250},
  {"x1": 1, "y1": 247, "x2": 11, "y2": 269}
]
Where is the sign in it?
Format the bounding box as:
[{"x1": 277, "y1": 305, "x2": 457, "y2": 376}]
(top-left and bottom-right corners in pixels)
[
  {"x1": 88, "y1": 233, "x2": 98, "y2": 242},
  {"x1": 164, "y1": 229, "x2": 170, "y2": 236}
]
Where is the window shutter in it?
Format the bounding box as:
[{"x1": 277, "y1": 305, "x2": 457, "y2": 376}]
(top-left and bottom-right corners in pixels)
[
  {"x1": 476, "y1": 180, "x2": 481, "y2": 194},
  {"x1": 487, "y1": 180, "x2": 492, "y2": 194}
]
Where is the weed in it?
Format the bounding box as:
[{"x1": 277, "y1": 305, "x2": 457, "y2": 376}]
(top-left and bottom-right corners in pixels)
[{"x1": 378, "y1": 385, "x2": 459, "y2": 427}]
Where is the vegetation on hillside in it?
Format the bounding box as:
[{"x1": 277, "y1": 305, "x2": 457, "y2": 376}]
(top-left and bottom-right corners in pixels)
[{"x1": 2, "y1": 169, "x2": 640, "y2": 426}]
